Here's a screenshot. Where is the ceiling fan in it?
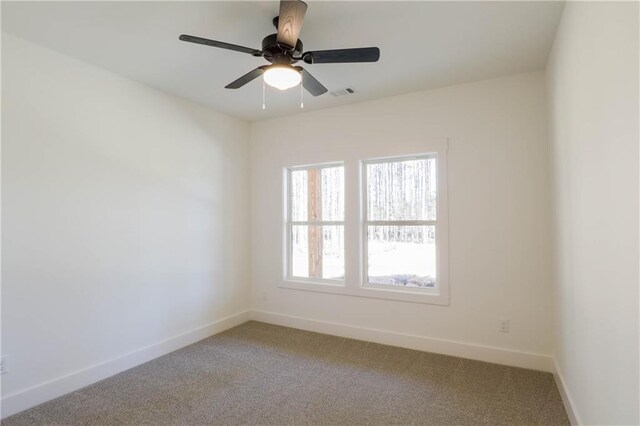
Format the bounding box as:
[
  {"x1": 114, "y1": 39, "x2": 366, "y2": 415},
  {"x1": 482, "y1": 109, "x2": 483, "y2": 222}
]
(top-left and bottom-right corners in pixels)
[{"x1": 179, "y1": 0, "x2": 380, "y2": 97}]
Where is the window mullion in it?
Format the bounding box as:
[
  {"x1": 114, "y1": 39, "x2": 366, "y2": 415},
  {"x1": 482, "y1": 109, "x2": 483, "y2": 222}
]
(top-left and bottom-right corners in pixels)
[
  {"x1": 291, "y1": 221, "x2": 344, "y2": 226},
  {"x1": 365, "y1": 220, "x2": 437, "y2": 227},
  {"x1": 343, "y1": 158, "x2": 361, "y2": 290}
]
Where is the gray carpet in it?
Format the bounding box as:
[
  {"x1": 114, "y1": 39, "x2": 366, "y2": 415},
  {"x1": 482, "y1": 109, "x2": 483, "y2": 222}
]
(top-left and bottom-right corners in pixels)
[{"x1": 3, "y1": 321, "x2": 570, "y2": 425}]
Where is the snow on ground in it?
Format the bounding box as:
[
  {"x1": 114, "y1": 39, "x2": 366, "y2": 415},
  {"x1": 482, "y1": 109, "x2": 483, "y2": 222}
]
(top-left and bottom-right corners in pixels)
[{"x1": 292, "y1": 242, "x2": 436, "y2": 288}]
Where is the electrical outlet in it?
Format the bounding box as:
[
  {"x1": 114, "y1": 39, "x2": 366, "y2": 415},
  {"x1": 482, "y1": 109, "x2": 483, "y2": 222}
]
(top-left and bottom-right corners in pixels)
[
  {"x1": 499, "y1": 318, "x2": 510, "y2": 333},
  {"x1": 261, "y1": 291, "x2": 268, "y2": 302},
  {"x1": 1, "y1": 356, "x2": 7, "y2": 375}
]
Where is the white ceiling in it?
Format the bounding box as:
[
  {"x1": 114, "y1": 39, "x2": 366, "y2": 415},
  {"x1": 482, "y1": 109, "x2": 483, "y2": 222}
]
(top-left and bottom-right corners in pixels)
[{"x1": 2, "y1": 1, "x2": 564, "y2": 122}]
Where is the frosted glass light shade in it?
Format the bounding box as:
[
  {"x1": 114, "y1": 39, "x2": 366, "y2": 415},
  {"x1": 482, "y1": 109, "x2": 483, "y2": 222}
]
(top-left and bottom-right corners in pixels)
[{"x1": 263, "y1": 66, "x2": 302, "y2": 90}]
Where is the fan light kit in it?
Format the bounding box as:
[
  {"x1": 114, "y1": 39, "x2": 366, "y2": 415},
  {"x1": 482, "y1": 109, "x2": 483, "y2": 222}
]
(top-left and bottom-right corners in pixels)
[
  {"x1": 263, "y1": 65, "x2": 302, "y2": 90},
  {"x1": 179, "y1": 0, "x2": 380, "y2": 109}
]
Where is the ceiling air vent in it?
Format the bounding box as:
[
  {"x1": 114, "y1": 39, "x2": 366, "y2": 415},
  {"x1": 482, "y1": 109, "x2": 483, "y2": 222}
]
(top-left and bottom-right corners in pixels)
[{"x1": 330, "y1": 88, "x2": 356, "y2": 97}]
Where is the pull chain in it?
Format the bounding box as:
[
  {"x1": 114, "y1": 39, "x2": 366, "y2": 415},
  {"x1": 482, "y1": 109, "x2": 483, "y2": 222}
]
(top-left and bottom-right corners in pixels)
[
  {"x1": 300, "y1": 72, "x2": 304, "y2": 108},
  {"x1": 262, "y1": 78, "x2": 266, "y2": 110}
]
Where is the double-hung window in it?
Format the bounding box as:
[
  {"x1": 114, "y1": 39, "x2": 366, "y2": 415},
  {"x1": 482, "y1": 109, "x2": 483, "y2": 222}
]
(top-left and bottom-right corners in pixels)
[
  {"x1": 283, "y1": 147, "x2": 448, "y2": 304},
  {"x1": 362, "y1": 155, "x2": 439, "y2": 292},
  {"x1": 285, "y1": 163, "x2": 345, "y2": 282}
]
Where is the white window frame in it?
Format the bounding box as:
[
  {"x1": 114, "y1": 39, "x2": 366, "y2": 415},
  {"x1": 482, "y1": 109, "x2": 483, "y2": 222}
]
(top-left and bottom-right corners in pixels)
[
  {"x1": 283, "y1": 162, "x2": 345, "y2": 286},
  {"x1": 280, "y1": 144, "x2": 449, "y2": 305},
  {"x1": 361, "y1": 154, "x2": 440, "y2": 295}
]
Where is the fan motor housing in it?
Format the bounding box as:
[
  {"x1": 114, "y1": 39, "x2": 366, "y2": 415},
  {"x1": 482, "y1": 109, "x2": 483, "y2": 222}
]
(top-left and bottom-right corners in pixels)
[{"x1": 261, "y1": 33, "x2": 303, "y2": 63}]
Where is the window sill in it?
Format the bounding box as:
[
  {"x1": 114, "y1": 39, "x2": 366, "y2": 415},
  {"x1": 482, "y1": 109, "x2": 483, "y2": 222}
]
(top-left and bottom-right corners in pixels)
[{"x1": 278, "y1": 280, "x2": 449, "y2": 305}]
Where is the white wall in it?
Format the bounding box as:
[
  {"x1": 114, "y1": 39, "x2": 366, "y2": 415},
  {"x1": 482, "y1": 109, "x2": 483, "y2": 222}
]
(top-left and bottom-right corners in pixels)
[
  {"x1": 546, "y1": 2, "x2": 639, "y2": 425},
  {"x1": 250, "y1": 71, "x2": 554, "y2": 367},
  {"x1": 1, "y1": 34, "x2": 251, "y2": 415}
]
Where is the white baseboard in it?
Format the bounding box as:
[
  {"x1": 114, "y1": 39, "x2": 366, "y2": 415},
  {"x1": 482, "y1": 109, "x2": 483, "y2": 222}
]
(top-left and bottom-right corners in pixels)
[
  {"x1": 2, "y1": 309, "x2": 558, "y2": 420},
  {"x1": 250, "y1": 310, "x2": 554, "y2": 372},
  {"x1": 0, "y1": 310, "x2": 250, "y2": 419},
  {"x1": 552, "y1": 358, "x2": 581, "y2": 425}
]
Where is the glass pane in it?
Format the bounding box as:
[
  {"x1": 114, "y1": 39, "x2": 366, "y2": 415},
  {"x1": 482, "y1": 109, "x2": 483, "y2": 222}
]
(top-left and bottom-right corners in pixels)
[
  {"x1": 367, "y1": 157, "x2": 437, "y2": 221},
  {"x1": 322, "y1": 225, "x2": 344, "y2": 280},
  {"x1": 290, "y1": 165, "x2": 344, "y2": 222},
  {"x1": 367, "y1": 225, "x2": 436, "y2": 288},
  {"x1": 291, "y1": 225, "x2": 344, "y2": 280},
  {"x1": 291, "y1": 225, "x2": 309, "y2": 278},
  {"x1": 290, "y1": 170, "x2": 308, "y2": 221},
  {"x1": 321, "y1": 166, "x2": 344, "y2": 221}
]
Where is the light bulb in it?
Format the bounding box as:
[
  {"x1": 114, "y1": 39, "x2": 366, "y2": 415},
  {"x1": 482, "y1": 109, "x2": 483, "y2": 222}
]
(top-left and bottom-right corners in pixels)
[{"x1": 263, "y1": 66, "x2": 302, "y2": 90}]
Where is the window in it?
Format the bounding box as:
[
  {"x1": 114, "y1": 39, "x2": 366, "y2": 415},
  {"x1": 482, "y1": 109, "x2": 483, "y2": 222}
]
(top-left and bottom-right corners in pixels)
[
  {"x1": 285, "y1": 163, "x2": 344, "y2": 283},
  {"x1": 282, "y1": 145, "x2": 449, "y2": 305},
  {"x1": 362, "y1": 155, "x2": 439, "y2": 292}
]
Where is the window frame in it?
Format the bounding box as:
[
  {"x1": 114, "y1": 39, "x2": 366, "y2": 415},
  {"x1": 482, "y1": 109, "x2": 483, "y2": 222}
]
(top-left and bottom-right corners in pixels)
[
  {"x1": 360, "y1": 154, "x2": 440, "y2": 295},
  {"x1": 280, "y1": 143, "x2": 449, "y2": 306},
  {"x1": 283, "y1": 162, "x2": 346, "y2": 286}
]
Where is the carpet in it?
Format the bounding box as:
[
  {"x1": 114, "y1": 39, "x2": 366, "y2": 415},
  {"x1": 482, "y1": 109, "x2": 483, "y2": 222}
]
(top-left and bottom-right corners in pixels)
[{"x1": 3, "y1": 321, "x2": 570, "y2": 425}]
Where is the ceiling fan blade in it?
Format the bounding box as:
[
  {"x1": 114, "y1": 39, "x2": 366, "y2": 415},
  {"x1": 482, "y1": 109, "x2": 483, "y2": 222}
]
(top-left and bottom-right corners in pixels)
[
  {"x1": 302, "y1": 47, "x2": 380, "y2": 64},
  {"x1": 179, "y1": 34, "x2": 262, "y2": 56},
  {"x1": 276, "y1": 0, "x2": 308, "y2": 49},
  {"x1": 296, "y1": 67, "x2": 327, "y2": 97},
  {"x1": 225, "y1": 67, "x2": 268, "y2": 89}
]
